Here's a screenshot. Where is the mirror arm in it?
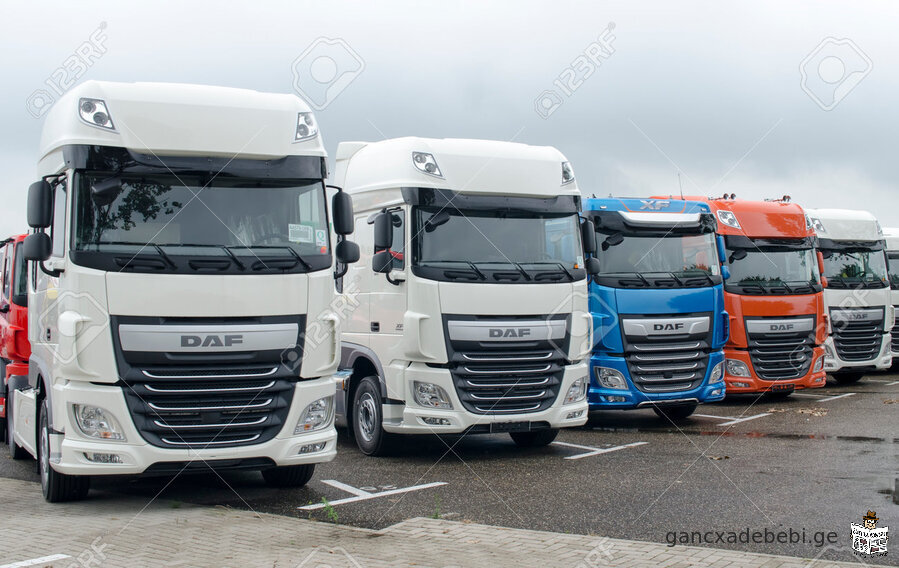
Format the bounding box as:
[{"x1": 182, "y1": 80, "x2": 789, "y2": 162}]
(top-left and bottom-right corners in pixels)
[
  {"x1": 39, "y1": 261, "x2": 62, "y2": 278},
  {"x1": 385, "y1": 272, "x2": 402, "y2": 286}
]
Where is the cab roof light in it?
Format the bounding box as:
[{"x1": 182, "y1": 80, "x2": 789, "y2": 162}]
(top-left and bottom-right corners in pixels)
[
  {"x1": 810, "y1": 217, "x2": 827, "y2": 234},
  {"x1": 561, "y1": 161, "x2": 575, "y2": 185},
  {"x1": 295, "y1": 112, "x2": 319, "y2": 141},
  {"x1": 412, "y1": 152, "x2": 443, "y2": 178},
  {"x1": 79, "y1": 98, "x2": 115, "y2": 131},
  {"x1": 716, "y1": 209, "x2": 741, "y2": 229}
]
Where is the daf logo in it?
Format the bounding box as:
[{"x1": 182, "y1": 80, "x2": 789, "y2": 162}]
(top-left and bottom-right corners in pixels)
[
  {"x1": 640, "y1": 200, "x2": 669, "y2": 211},
  {"x1": 848, "y1": 312, "x2": 868, "y2": 320},
  {"x1": 489, "y1": 328, "x2": 531, "y2": 338},
  {"x1": 653, "y1": 323, "x2": 685, "y2": 331},
  {"x1": 180, "y1": 334, "x2": 245, "y2": 348},
  {"x1": 770, "y1": 324, "x2": 794, "y2": 331}
]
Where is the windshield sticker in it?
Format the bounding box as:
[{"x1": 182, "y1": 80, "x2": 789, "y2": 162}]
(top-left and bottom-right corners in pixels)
[
  {"x1": 315, "y1": 229, "x2": 327, "y2": 247},
  {"x1": 289, "y1": 223, "x2": 314, "y2": 243}
]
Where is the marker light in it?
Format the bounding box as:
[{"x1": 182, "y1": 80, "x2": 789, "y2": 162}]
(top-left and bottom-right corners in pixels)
[
  {"x1": 561, "y1": 161, "x2": 575, "y2": 184},
  {"x1": 809, "y1": 217, "x2": 827, "y2": 234},
  {"x1": 412, "y1": 152, "x2": 443, "y2": 178},
  {"x1": 295, "y1": 112, "x2": 319, "y2": 141},
  {"x1": 716, "y1": 210, "x2": 741, "y2": 229},
  {"x1": 79, "y1": 98, "x2": 115, "y2": 130}
]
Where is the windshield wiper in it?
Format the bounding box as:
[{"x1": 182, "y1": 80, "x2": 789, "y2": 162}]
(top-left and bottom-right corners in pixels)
[
  {"x1": 422, "y1": 260, "x2": 487, "y2": 281},
  {"x1": 149, "y1": 244, "x2": 177, "y2": 269},
  {"x1": 220, "y1": 245, "x2": 246, "y2": 271},
  {"x1": 530, "y1": 262, "x2": 575, "y2": 281},
  {"x1": 509, "y1": 261, "x2": 532, "y2": 281}
]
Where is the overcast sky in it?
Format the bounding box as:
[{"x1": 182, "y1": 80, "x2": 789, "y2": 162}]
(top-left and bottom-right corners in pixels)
[{"x1": 1, "y1": 1, "x2": 897, "y2": 237}]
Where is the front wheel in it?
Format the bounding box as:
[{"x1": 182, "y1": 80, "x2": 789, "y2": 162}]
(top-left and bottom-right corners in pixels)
[
  {"x1": 39, "y1": 399, "x2": 90, "y2": 502},
  {"x1": 653, "y1": 403, "x2": 698, "y2": 422},
  {"x1": 262, "y1": 464, "x2": 315, "y2": 488},
  {"x1": 509, "y1": 429, "x2": 559, "y2": 447},
  {"x1": 352, "y1": 376, "x2": 394, "y2": 456},
  {"x1": 833, "y1": 372, "x2": 864, "y2": 384}
]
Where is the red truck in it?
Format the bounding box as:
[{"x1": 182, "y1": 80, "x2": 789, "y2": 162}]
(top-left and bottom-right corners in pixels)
[{"x1": 0, "y1": 234, "x2": 30, "y2": 448}]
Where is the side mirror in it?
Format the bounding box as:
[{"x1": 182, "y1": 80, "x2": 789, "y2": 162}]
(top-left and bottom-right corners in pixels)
[
  {"x1": 23, "y1": 232, "x2": 52, "y2": 262},
  {"x1": 585, "y1": 257, "x2": 600, "y2": 275},
  {"x1": 721, "y1": 266, "x2": 731, "y2": 281},
  {"x1": 716, "y1": 235, "x2": 727, "y2": 264},
  {"x1": 27, "y1": 181, "x2": 53, "y2": 229},
  {"x1": 332, "y1": 191, "x2": 355, "y2": 236},
  {"x1": 372, "y1": 250, "x2": 393, "y2": 274},
  {"x1": 728, "y1": 249, "x2": 747, "y2": 263},
  {"x1": 91, "y1": 177, "x2": 124, "y2": 207},
  {"x1": 601, "y1": 233, "x2": 623, "y2": 251},
  {"x1": 335, "y1": 240, "x2": 360, "y2": 264},
  {"x1": 373, "y1": 212, "x2": 393, "y2": 250},
  {"x1": 816, "y1": 250, "x2": 826, "y2": 275},
  {"x1": 0, "y1": 303, "x2": 9, "y2": 314},
  {"x1": 581, "y1": 220, "x2": 597, "y2": 254}
]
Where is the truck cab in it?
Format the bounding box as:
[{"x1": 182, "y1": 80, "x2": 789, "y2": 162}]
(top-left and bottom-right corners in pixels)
[
  {"x1": 0, "y1": 235, "x2": 30, "y2": 443},
  {"x1": 806, "y1": 209, "x2": 893, "y2": 382},
  {"x1": 582, "y1": 198, "x2": 727, "y2": 420},
  {"x1": 678, "y1": 196, "x2": 828, "y2": 396},
  {"x1": 332, "y1": 137, "x2": 597, "y2": 455},
  {"x1": 10, "y1": 81, "x2": 359, "y2": 501},
  {"x1": 881, "y1": 227, "x2": 899, "y2": 363}
]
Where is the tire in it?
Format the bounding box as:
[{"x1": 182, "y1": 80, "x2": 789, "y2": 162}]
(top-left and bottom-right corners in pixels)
[
  {"x1": 351, "y1": 376, "x2": 394, "y2": 456},
  {"x1": 39, "y1": 399, "x2": 90, "y2": 502},
  {"x1": 509, "y1": 428, "x2": 559, "y2": 447},
  {"x1": 833, "y1": 372, "x2": 864, "y2": 384},
  {"x1": 7, "y1": 389, "x2": 28, "y2": 460},
  {"x1": 261, "y1": 464, "x2": 315, "y2": 488},
  {"x1": 653, "y1": 403, "x2": 698, "y2": 422}
]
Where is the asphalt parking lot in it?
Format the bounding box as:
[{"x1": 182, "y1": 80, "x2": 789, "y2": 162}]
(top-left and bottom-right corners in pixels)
[{"x1": 2, "y1": 374, "x2": 897, "y2": 565}]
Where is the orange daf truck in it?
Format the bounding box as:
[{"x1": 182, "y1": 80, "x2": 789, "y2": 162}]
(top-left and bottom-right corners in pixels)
[{"x1": 656, "y1": 195, "x2": 827, "y2": 397}]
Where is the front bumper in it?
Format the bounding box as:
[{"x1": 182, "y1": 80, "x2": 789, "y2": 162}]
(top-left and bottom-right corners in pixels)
[
  {"x1": 822, "y1": 335, "x2": 892, "y2": 373},
  {"x1": 586, "y1": 351, "x2": 726, "y2": 410},
  {"x1": 49, "y1": 377, "x2": 337, "y2": 476},
  {"x1": 723, "y1": 346, "x2": 827, "y2": 394},
  {"x1": 379, "y1": 361, "x2": 589, "y2": 434}
]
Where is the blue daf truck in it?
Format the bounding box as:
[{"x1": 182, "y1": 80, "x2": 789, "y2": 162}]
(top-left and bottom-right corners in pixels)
[{"x1": 583, "y1": 198, "x2": 729, "y2": 420}]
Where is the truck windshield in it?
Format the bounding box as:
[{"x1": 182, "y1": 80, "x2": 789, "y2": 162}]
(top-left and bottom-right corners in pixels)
[
  {"x1": 413, "y1": 208, "x2": 585, "y2": 283},
  {"x1": 820, "y1": 248, "x2": 889, "y2": 289},
  {"x1": 598, "y1": 233, "x2": 720, "y2": 288},
  {"x1": 72, "y1": 172, "x2": 331, "y2": 274},
  {"x1": 726, "y1": 249, "x2": 820, "y2": 294}
]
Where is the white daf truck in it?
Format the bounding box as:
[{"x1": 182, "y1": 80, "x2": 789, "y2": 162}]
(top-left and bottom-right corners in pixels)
[
  {"x1": 330, "y1": 137, "x2": 598, "y2": 455},
  {"x1": 9, "y1": 81, "x2": 359, "y2": 501},
  {"x1": 806, "y1": 209, "x2": 892, "y2": 383},
  {"x1": 883, "y1": 227, "x2": 899, "y2": 362}
]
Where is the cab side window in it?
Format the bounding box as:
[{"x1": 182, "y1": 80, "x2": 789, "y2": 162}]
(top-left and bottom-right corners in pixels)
[{"x1": 1, "y1": 249, "x2": 8, "y2": 299}]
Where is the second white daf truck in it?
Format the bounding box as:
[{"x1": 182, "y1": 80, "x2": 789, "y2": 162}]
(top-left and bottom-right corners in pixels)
[
  {"x1": 806, "y1": 209, "x2": 892, "y2": 383},
  {"x1": 331, "y1": 137, "x2": 598, "y2": 455},
  {"x1": 10, "y1": 81, "x2": 359, "y2": 501},
  {"x1": 882, "y1": 227, "x2": 899, "y2": 362}
]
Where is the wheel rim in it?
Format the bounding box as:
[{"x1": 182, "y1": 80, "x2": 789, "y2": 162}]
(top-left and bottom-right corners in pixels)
[
  {"x1": 40, "y1": 416, "x2": 49, "y2": 488},
  {"x1": 356, "y1": 393, "x2": 378, "y2": 443}
]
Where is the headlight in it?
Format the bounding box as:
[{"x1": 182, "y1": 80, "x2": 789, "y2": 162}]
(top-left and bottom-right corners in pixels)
[
  {"x1": 295, "y1": 396, "x2": 333, "y2": 434},
  {"x1": 72, "y1": 404, "x2": 126, "y2": 441},
  {"x1": 413, "y1": 381, "x2": 453, "y2": 410},
  {"x1": 813, "y1": 356, "x2": 824, "y2": 372},
  {"x1": 564, "y1": 376, "x2": 588, "y2": 404},
  {"x1": 594, "y1": 367, "x2": 628, "y2": 390},
  {"x1": 725, "y1": 359, "x2": 751, "y2": 378},
  {"x1": 708, "y1": 361, "x2": 725, "y2": 384},
  {"x1": 824, "y1": 343, "x2": 835, "y2": 358}
]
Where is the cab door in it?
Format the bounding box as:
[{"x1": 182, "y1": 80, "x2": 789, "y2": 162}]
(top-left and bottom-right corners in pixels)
[{"x1": 369, "y1": 208, "x2": 408, "y2": 361}]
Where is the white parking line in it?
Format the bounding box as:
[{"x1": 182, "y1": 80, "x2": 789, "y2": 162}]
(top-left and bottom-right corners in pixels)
[
  {"x1": 818, "y1": 392, "x2": 856, "y2": 402},
  {"x1": 886, "y1": 380, "x2": 899, "y2": 386},
  {"x1": 790, "y1": 393, "x2": 828, "y2": 398},
  {"x1": 0, "y1": 555, "x2": 71, "y2": 568},
  {"x1": 695, "y1": 413, "x2": 771, "y2": 426},
  {"x1": 298, "y1": 480, "x2": 447, "y2": 510},
  {"x1": 552, "y1": 440, "x2": 648, "y2": 460}
]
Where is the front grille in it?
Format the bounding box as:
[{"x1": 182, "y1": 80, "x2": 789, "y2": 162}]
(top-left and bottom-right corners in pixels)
[
  {"x1": 746, "y1": 317, "x2": 816, "y2": 380},
  {"x1": 443, "y1": 316, "x2": 569, "y2": 415},
  {"x1": 121, "y1": 375, "x2": 294, "y2": 449},
  {"x1": 621, "y1": 314, "x2": 712, "y2": 393},
  {"x1": 111, "y1": 315, "x2": 305, "y2": 449},
  {"x1": 891, "y1": 308, "x2": 899, "y2": 355},
  {"x1": 833, "y1": 319, "x2": 883, "y2": 362}
]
